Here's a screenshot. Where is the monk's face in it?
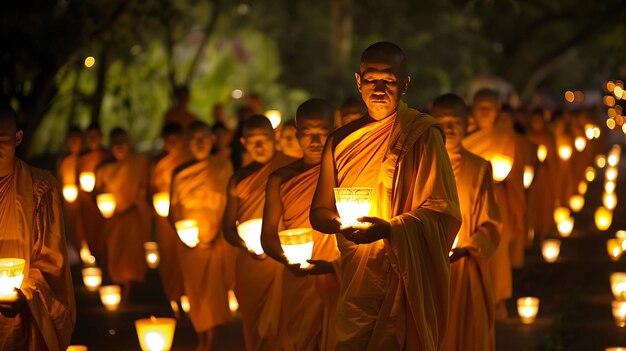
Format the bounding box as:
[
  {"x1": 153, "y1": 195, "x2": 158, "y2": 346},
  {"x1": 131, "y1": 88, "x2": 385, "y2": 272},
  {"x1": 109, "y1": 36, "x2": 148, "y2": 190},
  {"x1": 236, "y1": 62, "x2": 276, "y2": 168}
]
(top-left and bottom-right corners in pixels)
[
  {"x1": 341, "y1": 106, "x2": 365, "y2": 126},
  {"x1": 163, "y1": 134, "x2": 183, "y2": 156},
  {"x1": 111, "y1": 142, "x2": 130, "y2": 161},
  {"x1": 0, "y1": 118, "x2": 22, "y2": 166},
  {"x1": 432, "y1": 108, "x2": 466, "y2": 151},
  {"x1": 86, "y1": 130, "x2": 103, "y2": 151},
  {"x1": 297, "y1": 119, "x2": 331, "y2": 163},
  {"x1": 241, "y1": 128, "x2": 275, "y2": 164},
  {"x1": 356, "y1": 61, "x2": 410, "y2": 119},
  {"x1": 189, "y1": 130, "x2": 213, "y2": 160},
  {"x1": 67, "y1": 134, "x2": 83, "y2": 155},
  {"x1": 472, "y1": 98, "x2": 499, "y2": 130},
  {"x1": 529, "y1": 113, "x2": 544, "y2": 132},
  {"x1": 279, "y1": 126, "x2": 302, "y2": 158}
]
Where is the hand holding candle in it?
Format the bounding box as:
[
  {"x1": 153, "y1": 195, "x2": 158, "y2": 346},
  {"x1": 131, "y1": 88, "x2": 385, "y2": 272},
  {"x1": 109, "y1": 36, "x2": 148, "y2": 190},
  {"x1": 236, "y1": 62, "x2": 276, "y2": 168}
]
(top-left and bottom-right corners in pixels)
[{"x1": 334, "y1": 187, "x2": 373, "y2": 228}]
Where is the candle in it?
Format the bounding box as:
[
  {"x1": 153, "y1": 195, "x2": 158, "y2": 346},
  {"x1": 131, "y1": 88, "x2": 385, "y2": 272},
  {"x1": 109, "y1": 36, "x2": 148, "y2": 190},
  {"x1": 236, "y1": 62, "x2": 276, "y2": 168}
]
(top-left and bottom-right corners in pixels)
[
  {"x1": 578, "y1": 181, "x2": 588, "y2": 195},
  {"x1": 0, "y1": 258, "x2": 25, "y2": 301},
  {"x1": 334, "y1": 187, "x2": 373, "y2": 227},
  {"x1": 606, "y1": 181, "x2": 616, "y2": 194},
  {"x1": 574, "y1": 136, "x2": 586, "y2": 152},
  {"x1": 79, "y1": 172, "x2": 96, "y2": 192},
  {"x1": 96, "y1": 193, "x2": 116, "y2": 219},
  {"x1": 67, "y1": 346, "x2": 88, "y2": 351},
  {"x1": 278, "y1": 228, "x2": 314, "y2": 268},
  {"x1": 63, "y1": 184, "x2": 79, "y2": 203},
  {"x1": 553, "y1": 207, "x2": 571, "y2": 225},
  {"x1": 606, "y1": 167, "x2": 619, "y2": 182},
  {"x1": 595, "y1": 207, "x2": 613, "y2": 231},
  {"x1": 180, "y1": 295, "x2": 191, "y2": 313},
  {"x1": 135, "y1": 316, "x2": 176, "y2": 351},
  {"x1": 79, "y1": 241, "x2": 96, "y2": 266},
  {"x1": 608, "y1": 239, "x2": 623, "y2": 262},
  {"x1": 82, "y1": 267, "x2": 102, "y2": 292},
  {"x1": 174, "y1": 219, "x2": 200, "y2": 248},
  {"x1": 236, "y1": 218, "x2": 264, "y2": 255},
  {"x1": 537, "y1": 145, "x2": 547, "y2": 163},
  {"x1": 264, "y1": 110, "x2": 282, "y2": 129},
  {"x1": 228, "y1": 289, "x2": 239, "y2": 314},
  {"x1": 606, "y1": 347, "x2": 626, "y2": 351},
  {"x1": 569, "y1": 195, "x2": 585, "y2": 213},
  {"x1": 597, "y1": 155, "x2": 607, "y2": 168},
  {"x1": 152, "y1": 192, "x2": 170, "y2": 217},
  {"x1": 613, "y1": 300, "x2": 626, "y2": 327},
  {"x1": 611, "y1": 273, "x2": 626, "y2": 300},
  {"x1": 517, "y1": 297, "x2": 540, "y2": 325},
  {"x1": 490, "y1": 155, "x2": 513, "y2": 182},
  {"x1": 144, "y1": 242, "x2": 160, "y2": 269},
  {"x1": 585, "y1": 124, "x2": 595, "y2": 140},
  {"x1": 617, "y1": 231, "x2": 626, "y2": 251},
  {"x1": 585, "y1": 167, "x2": 596, "y2": 182},
  {"x1": 523, "y1": 166, "x2": 534, "y2": 189},
  {"x1": 604, "y1": 192, "x2": 618, "y2": 210},
  {"x1": 609, "y1": 154, "x2": 620, "y2": 167},
  {"x1": 557, "y1": 217, "x2": 574, "y2": 238},
  {"x1": 558, "y1": 145, "x2": 572, "y2": 161},
  {"x1": 99, "y1": 285, "x2": 121, "y2": 312},
  {"x1": 541, "y1": 239, "x2": 560, "y2": 263}
]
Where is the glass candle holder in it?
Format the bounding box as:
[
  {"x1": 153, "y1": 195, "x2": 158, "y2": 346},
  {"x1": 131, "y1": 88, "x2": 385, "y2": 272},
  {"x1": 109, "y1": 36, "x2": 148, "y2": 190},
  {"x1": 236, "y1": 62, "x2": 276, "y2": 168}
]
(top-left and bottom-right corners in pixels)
[
  {"x1": 144, "y1": 242, "x2": 160, "y2": 269},
  {"x1": 595, "y1": 207, "x2": 613, "y2": 231},
  {"x1": 99, "y1": 285, "x2": 121, "y2": 312},
  {"x1": 574, "y1": 136, "x2": 586, "y2": 152},
  {"x1": 0, "y1": 258, "x2": 25, "y2": 301},
  {"x1": 585, "y1": 167, "x2": 596, "y2": 182},
  {"x1": 63, "y1": 184, "x2": 79, "y2": 203},
  {"x1": 610, "y1": 272, "x2": 626, "y2": 300},
  {"x1": 490, "y1": 155, "x2": 513, "y2": 182},
  {"x1": 557, "y1": 217, "x2": 574, "y2": 238},
  {"x1": 175, "y1": 219, "x2": 200, "y2": 248},
  {"x1": 279, "y1": 228, "x2": 314, "y2": 268},
  {"x1": 96, "y1": 193, "x2": 116, "y2": 219},
  {"x1": 613, "y1": 300, "x2": 626, "y2": 327},
  {"x1": 541, "y1": 239, "x2": 560, "y2": 263},
  {"x1": 79, "y1": 172, "x2": 96, "y2": 192},
  {"x1": 558, "y1": 145, "x2": 572, "y2": 161},
  {"x1": 237, "y1": 218, "x2": 264, "y2": 255},
  {"x1": 81, "y1": 267, "x2": 102, "y2": 292},
  {"x1": 569, "y1": 195, "x2": 585, "y2": 213},
  {"x1": 536, "y1": 145, "x2": 547, "y2": 163},
  {"x1": 517, "y1": 297, "x2": 540, "y2": 325},
  {"x1": 334, "y1": 188, "x2": 373, "y2": 228},
  {"x1": 135, "y1": 316, "x2": 176, "y2": 351},
  {"x1": 608, "y1": 239, "x2": 623, "y2": 262},
  {"x1": 152, "y1": 192, "x2": 170, "y2": 217},
  {"x1": 523, "y1": 166, "x2": 534, "y2": 189}
]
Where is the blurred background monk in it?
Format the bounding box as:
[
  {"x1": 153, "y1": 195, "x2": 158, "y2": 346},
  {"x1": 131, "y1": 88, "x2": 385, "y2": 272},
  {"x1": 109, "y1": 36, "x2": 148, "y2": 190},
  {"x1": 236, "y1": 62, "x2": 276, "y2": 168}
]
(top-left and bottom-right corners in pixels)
[
  {"x1": 77, "y1": 123, "x2": 111, "y2": 263},
  {"x1": 222, "y1": 115, "x2": 295, "y2": 351},
  {"x1": 310, "y1": 41, "x2": 461, "y2": 350},
  {"x1": 261, "y1": 98, "x2": 340, "y2": 350},
  {"x1": 0, "y1": 106, "x2": 75, "y2": 350},
  {"x1": 463, "y1": 88, "x2": 525, "y2": 319},
  {"x1": 94, "y1": 127, "x2": 150, "y2": 301},
  {"x1": 151, "y1": 123, "x2": 189, "y2": 315},
  {"x1": 339, "y1": 96, "x2": 367, "y2": 126},
  {"x1": 163, "y1": 85, "x2": 198, "y2": 131},
  {"x1": 169, "y1": 121, "x2": 236, "y2": 350},
  {"x1": 276, "y1": 120, "x2": 303, "y2": 159},
  {"x1": 431, "y1": 94, "x2": 501, "y2": 351},
  {"x1": 57, "y1": 126, "x2": 85, "y2": 253}
]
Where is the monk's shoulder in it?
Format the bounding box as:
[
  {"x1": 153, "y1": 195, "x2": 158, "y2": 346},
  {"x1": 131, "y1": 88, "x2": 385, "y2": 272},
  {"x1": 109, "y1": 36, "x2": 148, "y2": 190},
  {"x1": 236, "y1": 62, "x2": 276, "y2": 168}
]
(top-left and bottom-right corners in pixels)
[
  {"x1": 329, "y1": 117, "x2": 372, "y2": 151},
  {"x1": 232, "y1": 162, "x2": 262, "y2": 184},
  {"x1": 270, "y1": 159, "x2": 302, "y2": 185},
  {"x1": 462, "y1": 149, "x2": 492, "y2": 186},
  {"x1": 172, "y1": 160, "x2": 199, "y2": 181},
  {"x1": 95, "y1": 158, "x2": 116, "y2": 173},
  {"x1": 29, "y1": 163, "x2": 61, "y2": 197}
]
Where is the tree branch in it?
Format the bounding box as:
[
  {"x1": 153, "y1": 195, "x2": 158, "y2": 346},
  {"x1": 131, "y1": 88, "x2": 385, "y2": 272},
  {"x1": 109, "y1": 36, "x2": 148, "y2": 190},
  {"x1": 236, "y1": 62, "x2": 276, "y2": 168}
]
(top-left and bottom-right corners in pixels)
[{"x1": 184, "y1": 0, "x2": 222, "y2": 86}]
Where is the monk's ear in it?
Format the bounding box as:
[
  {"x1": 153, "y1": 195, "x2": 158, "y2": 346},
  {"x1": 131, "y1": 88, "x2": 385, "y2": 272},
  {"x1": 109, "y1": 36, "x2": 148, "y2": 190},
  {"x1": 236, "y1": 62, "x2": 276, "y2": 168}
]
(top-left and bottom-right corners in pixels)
[
  {"x1": 355, "y1": 73, "x2": 362, "y2": 93},
  {"x1": 402, "y1": 75, "x2": 411, "y2": 95},
  {"x1": 15, "y1": 130, "x2": 23, "y2": 147}
]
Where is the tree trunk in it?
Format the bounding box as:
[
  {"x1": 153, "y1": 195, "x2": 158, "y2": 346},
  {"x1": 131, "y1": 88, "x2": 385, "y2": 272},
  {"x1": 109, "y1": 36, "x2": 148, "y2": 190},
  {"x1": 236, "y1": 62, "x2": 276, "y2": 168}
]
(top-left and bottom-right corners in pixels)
[
  {"x1": 330, "y1": 0, "x2": 353, "y2": 74},
  {"x1": 90, "y1": 48, "x2": 109, "y2": 125}
]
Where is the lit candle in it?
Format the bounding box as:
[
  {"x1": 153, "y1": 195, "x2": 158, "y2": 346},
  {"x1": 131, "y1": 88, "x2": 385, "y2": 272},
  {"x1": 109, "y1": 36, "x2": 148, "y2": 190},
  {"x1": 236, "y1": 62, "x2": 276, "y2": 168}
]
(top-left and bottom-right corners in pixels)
[
  {"x1": 578, "y1": 181, "x2": 588, "y2": 195},
  {"x1": 609, "y1": 154, "x2": 620, "y2": 167},
  {"x1": 180, "y1": 295, "x2": 191, "y2": 313},
  {"x1": 557, "y1": 217, "x2": 574, "y2": 238},
  {"x1": 606, "y1": 167, "x2": 619, "y2": 182},
  {"x1": 264, "y1": 110, "x2": 282, "y2": 129},
  {"x1": 79, "y1": 172, "x2": 96, "y2": 192},
  {"x1": 96, "y1": 193, "x2": 116, "y2": 219},
  {"x1": 490, "y1": 155, "x2": 513, "y2": 182},
  {"x1": 523, "y1": 166, "x2": 534, "y2": 189},
  {"x1": 569, "y1": 195, "x2": 585, "y2": 213},
  {"x1": 152, "y1": 192, "x2": 170, "y2": 217},
  {"x1": 606, "y1": 347, "x2": 626, "y2": 351},
  {"x1": 63, "y1": 184, "x2": 79, "y2": 203},
  {"x1": 144, "y1": 242, "x2": 160, "y2": 269},
  {"x1": 174, "y1": 219, "x2": 200, "y2": 248},
  {"x1": 608, "y1": 145, "x2": 621, "y2": 166},
  {"x1": 236, "y1": 218, "x2": 264, "y2": 255},
  {"x1": 574, "y1": 136, "x2": 586, "y2": 152},
  {"x1": 67, "y1": 346, "x2": 88, "y2": 351},
  {"x1": 617, "y1": 231, "x2": 626, "y2": 251},
  {"x1": 278, "y1": 228, "x2": 314, "y2": 268},
  {"x1": 135, "y1": 316, "x2": 176, "y2": 351},
  {"x1": 558, "y1": 145, "x2": 572, "y2": 161},
  {"x1": 613, "y1": 300, "x2": 626, "y2": 327},
  {"x1": 585, "y1": 167, "x2": 596, "y2": 182},
  {"x1": 611, "y1": 273, "x2": 626, "y2": 300},
  {"x1": 334, "y1": 187, "x2": 373, "y2": 227},
  {"x1": 541, "y1": 239, "x2": 560, "y2": 263},
  {"x1": 594, "y1": 126, "x2": 601, "y2": 139},
  {"x1": 597, "y1": 155, "x2": 607, "y2": 168},
  {"x1": 608, "y1": 239, "x2": 623, "y2": 262},
  {"x1": 585, "y1": 124, "x2": 595, "y2": 140},
  {"x1": 595, "y1": 207, "x2": 613, "y2": 231},
  {"x1": 79, "y1": 241, "x2": 96, "y2": 266},
  {"x1": 606, "y1": 180, "x2": 616, "y2": 194},
  {"x1": 99, "y1": 285, "x2": 121, "y2": 312},
  {"x1": 0, "y1": 258, "x2": 25, "y2": 301},
  {"x1": 604, "y1": 192, "x2": 618, "y2": 210},
  {"x1": 553, "y1": 207, "x2": 571, "y2": 225},
  {"x1": 536, "y1": 145, "x2": 547, "y2": 163},
  {"x1": 82, "y1": 267, "x2": 102, "y2": 292},
  {"x1": 517, "y1": 297, "x2": 540, "y2": 324},
  {"x1": 228, "y1": 289, "x2": 239, "y2": 314}
]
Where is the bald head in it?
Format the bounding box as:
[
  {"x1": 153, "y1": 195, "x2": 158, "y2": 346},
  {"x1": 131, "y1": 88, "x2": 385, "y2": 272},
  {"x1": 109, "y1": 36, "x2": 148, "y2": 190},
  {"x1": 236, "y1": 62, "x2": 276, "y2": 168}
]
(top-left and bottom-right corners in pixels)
[
  {"x1": 431, "y1": 93, "x2": 469, "y2": 122},
  {"x1": 0, "y1": 105, "x2": 19, "y2": 132},
  {"x1": 360, "y1": 41, "x2": 407, "y2": 77},
  {"x1": 295, "y1": 98, "x2": 335, "y2": 129}
]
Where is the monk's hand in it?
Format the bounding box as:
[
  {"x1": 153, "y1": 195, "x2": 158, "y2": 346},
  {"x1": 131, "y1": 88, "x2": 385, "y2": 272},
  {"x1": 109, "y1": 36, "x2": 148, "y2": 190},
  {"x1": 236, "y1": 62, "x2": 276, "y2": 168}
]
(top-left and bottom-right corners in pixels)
[
  {"x1": 341, "y1": 216, "x2": 390, "y2": 244},
  {"x1": 449, "y1": 247, "x2": 470, "y2": 263},
  {"x1": 302, "y1": 259, "x2": 334, "y2": 275},
  {"x1": 0, "y1": 289, "x2": 26, "y2": 318}
]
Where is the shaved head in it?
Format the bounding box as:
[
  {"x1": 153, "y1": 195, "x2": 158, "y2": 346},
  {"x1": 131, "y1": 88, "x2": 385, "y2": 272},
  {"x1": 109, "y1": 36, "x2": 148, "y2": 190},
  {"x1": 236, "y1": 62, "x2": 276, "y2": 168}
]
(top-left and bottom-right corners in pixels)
[
  {"x1": 0, "y1": 105, "x2": 19, "y2": 132},
  {"x1": 242, "y1": 114, "x2": 274, "y2": 138},
  {"x1": 431, "y1": 93, "x2": 469, "y2": 122},
  {"x1": 295, "y1": 98, "x2": 335, "y2": 128},
  {"x1": 360, "y1": 41, "x2": 407, "y2": 77}
]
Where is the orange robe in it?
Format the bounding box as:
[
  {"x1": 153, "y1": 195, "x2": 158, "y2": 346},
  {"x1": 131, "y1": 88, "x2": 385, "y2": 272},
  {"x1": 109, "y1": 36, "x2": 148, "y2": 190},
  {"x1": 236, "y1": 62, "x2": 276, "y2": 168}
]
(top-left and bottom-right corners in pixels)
[
  {"x1": 442, "y1": 149, "x2": 501, "y2": 351},
  {"x1": 170, "y1": 157, "x2": 237, "y2": 332},
  {"x1": 463, "y1": 125, "x2": 525, "y2": 303},
  {"x1": 0, "y1": 159, "x2": 75, "y2": 350},
  {"x1": 95, "y1": 154, "x2": 150, "y2": 283},
  {"x1": 57, "y1": 153, "x2": 83, "y2": 250},
  {"x1": 554, "y1": 133, "x2": 575, "y2": 206},
  {"x1": 151, "y1": 153, "x2": 187, "y2": 301},
  {"x1": 526, "y1": 130, "x2": 558, "y2": 237},
  {"x1": 329, "y1": 102, "x2": 461, "y2": 350},
  {"x1": 277, "y1": 164, "x2": 340, "y2": 350},
  {"x1": 77, "y1": 149, "x2": 111, "y2": 260},
  {"x1": 233, "y1": 155, "x2": 295, "y2": 351}
]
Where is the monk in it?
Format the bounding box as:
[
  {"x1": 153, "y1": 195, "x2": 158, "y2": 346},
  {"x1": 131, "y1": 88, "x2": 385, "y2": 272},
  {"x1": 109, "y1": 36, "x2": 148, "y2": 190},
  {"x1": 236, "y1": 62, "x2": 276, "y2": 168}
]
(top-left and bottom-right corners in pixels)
[
  {"x1": 277, "y1": 120, "x2": 303, "y2": 159},
  {"x1": 151, "y1": 123, "x2": 189, "y2": 311},
  {"x1": 261, "y1": 99, "x2": 340, "y2": 350},
  {"x1": 94, "y1": 128, "x2": 150, "y2": 298},
  {"x1": 339, "y1": 96, "x2": 367, "y2": 126},
  {"x1": 0, "y1": 106, "x2": 75, "y2": 350},
  {"x1": 310, "y1": 42, "x2": 461, "y2": 350},
  {"x1": 77, "y1": 123, "x2": 112, "y2": 262},
  {"x1": 431, "y1": 94, "x2": 501, "y2": 351},
  {"x1": 163, "y1": 86, "x2": 198, "y2": 130},
  {"x1": 463, "y1": 88, "x2": 525, "y2": 318},
  {"x1": 57, "y1": 126, "x2": 84, "y2": 251},
  {"x1": 222, "y1": 115, "x2": 296, "y2": 351}
]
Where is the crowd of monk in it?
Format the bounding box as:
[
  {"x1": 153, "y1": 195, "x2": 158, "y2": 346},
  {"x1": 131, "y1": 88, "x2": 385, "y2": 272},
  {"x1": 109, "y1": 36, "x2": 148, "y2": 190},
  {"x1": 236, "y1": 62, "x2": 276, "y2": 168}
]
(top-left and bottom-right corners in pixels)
[{"x1": 0, "y1": 41, "x2": 606, "y2": 350}]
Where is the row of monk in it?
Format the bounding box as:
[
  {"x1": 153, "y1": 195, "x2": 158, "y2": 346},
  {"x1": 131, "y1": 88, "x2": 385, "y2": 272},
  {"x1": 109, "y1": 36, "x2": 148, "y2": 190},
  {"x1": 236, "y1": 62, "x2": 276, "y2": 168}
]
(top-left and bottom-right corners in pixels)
[{"x1": 3, "y1": 41, "x2": 605, "y2": 350}]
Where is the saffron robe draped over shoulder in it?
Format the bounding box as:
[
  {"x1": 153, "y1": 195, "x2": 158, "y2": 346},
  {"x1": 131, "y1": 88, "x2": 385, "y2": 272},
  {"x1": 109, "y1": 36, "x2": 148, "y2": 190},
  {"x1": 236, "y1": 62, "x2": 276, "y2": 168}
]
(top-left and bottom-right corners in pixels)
[
  {"x1": 277, "y1": 163, "x2": 340, "y2": 351},
  {"x1": 170, "y1": 156, "x2": 236, "y2": 332},
  {"x1": 526, "y1": 130, "x2": 558, "y2": 237},
  {"x1": 329, "y1": 101, "x2": 461, "y2": 350},
  {"x1": 442, "y1": 149, "x2": 501, "y2": 351},
  {"x1": 95, "y1": 154, "x2": 150, "y2": 283},
  {"x1": 0, "y1": 159, "x2": 75, "y2": 351}
]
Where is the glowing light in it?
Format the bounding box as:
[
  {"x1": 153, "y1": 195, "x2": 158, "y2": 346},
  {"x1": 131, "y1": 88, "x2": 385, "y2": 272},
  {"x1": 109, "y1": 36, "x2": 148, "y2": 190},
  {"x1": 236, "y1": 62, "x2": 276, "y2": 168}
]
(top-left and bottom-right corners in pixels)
[
  {"x1": 67, "y1": 346, "x2": 88, "y2": 351},
  {"x1": 135, "y1": 317, "x2": 176, "y2": 351},
  {"x1": 334, "y1": 188, "x2": 373, "y2": 228},
  {"x1": 96, "y1": 193, "x2": 116, "y2": 219},
  {"x1": 541, "y1": 239, "x2": 560, "y2": 263},
  {"x1": 578, "y1": 181, "x2": 588, "y2": 195},
  {"x1": 228, "y1": 290, "x2": 239, "y2": 314},
  {"x1": 612, "y1": 273, "x2": 626, "y2": 300},
  {"x1": 569, "y1": 195, "x2": 585, "y2": 213},
  {"x1": 605, "y1": 95, "x2": 617, "y2": 107},
  {"x1": 517, "y1": 297, "x2": 539, "y2": 325},
  {"x1": 617, "y1": 231, "x2": 626, "y2": 251},
  {"x1": 597, "y1": 155, "x2": 607, "y2": 168},
  {"x1": 523, "y1": 166, "x2": 534, "y2": 189},
  {"x1": 608, "y1": 119, "x2": 617, "y2": 130},
  {"x1": 553, "y1": 207, "x2": 571, "y2": 225},
  {"x1": 175, "y1": 219, "x2": 200, "y2": 248},
  {"x1": 574, "y1": 137, "x2": 586, "y2": 152},
  {"x1": 608, "y1": 239, "x2": 623, "y2": 262},
  {"x1": 152, "y1": 192, "x2": 170, "y2": 217},
  {"x1": 79, "y1": 172, "x2": 96, "y2": 192},
  {"x1": 80, "y1": 241, "x2": 96, "y2": 266},
  {"x1": 237, "y1": 218, "x2": 264, "y2": 255},
  {"x1": 84, "y1": 56, "x2": 96, "y2": 68},
  {"x1": 594, "y1": 127, "x2": 601, "y2": 139},
  {"x1": 623, "y1": 124, "x2": 626, "y2": 134},
  {"x1": 490, "y1": 154, "x2": 513, "y2": 182},
  {"x1": 604, "y1": 192, "x2": 618, "y2": 210},
  {"x1": 574, "y1": 90, "x2": 584, "y2": 102},
  {"x1": 585, "y1": 124, "x2": 595, "y2": 140},
  {"x1": 557, "y1": 217, "x2": 574, "y2": 237},
  {"x1": 558, "y1": 145, "x2": 572, "y2": 161},
  {"x1": 82, "y1": 267, "x2": 102, "y2": 292},
  {"x1": 264, "y1": 110, "x2": 282, "y2": 129},
  {"x1": 585, "y1": 167, "x2": 596, "y2": 182},
  {"x1": 180, "y1": 295, "x2": 191, "y2": 313},
  {"x1": 613, "y1": 301, "x2": 626, "y2": 327},
  {"x1": 63, "y1": 184, "x2": 79, "y2": 203},
  {"x1": 144, "y1": 242, "x2": 160, "y2": 269},
  {"x1": 595, "y1": 207, "x2": 613, "y2": 231},
  {"x1": 99, "y1": 285, "x2": 121, "y2": 312},
  {"x1": 615, "y1": 86, "x2": 624, "y2": 100},
  {"x1": 606, "y1": 167, "x2": 618, "y2": 182},
  {"x1": 606, "y1": 181, "x2": 616, "y2": 194},
  {"x1": 231, "y1": 89, "x2": 243, "y2": 99},
  {"x1": 564, "y1": 91, "x2": 575, "y2": 103},
  {"x1": 608, "y1": 81, "x2": 617, "y2": 92},
  {"x1": 0, "y1": 259, "x2": 25, "y2": 301},
  {"x1": 537, "y1": 144, "x2": 547, "y2": 163},
  {"x1": 279, "y1": 228, "x2": 314, "y2": 268}
]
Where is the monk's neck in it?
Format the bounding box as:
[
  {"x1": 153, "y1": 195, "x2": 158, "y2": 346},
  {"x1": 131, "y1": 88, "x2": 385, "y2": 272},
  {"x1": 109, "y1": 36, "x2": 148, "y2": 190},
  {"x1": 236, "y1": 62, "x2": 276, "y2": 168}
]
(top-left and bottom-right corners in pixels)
[
  {"x1": 445, "y1": 144, "x2": 463, "y2": 155},
  {"x1": 0, "y1": 159, "x2": 16, "y2": 177},
  {"x1": 301, "y1": 157, "x2": 320, "y2": 170},
  {"x1": 369, "y1": 108, "x2": 398, "y2": 121}
]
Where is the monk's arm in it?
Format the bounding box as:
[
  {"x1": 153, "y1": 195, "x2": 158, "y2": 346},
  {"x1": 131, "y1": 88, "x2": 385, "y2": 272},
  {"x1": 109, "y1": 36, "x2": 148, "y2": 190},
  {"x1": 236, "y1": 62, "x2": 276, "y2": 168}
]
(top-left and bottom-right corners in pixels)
[
  {"x1": 310, "y1": 137, "x2": 341, "y2": 234},
  {"x1": 222, "y1": 175, "x2": 246, "y2": 249},
  {"x1": 260, "y1": 174, "x2": 287, "y2": 264}
]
